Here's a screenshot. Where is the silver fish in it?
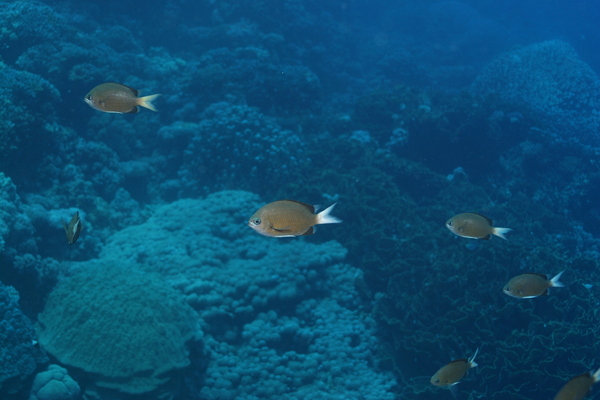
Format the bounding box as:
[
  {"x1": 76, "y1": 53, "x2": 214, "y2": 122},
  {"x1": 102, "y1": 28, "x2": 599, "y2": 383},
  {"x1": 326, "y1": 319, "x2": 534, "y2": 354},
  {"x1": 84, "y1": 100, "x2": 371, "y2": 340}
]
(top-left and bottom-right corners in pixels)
[{"x1": 63, "y1": 211, "x2": 83, "y2": 245}]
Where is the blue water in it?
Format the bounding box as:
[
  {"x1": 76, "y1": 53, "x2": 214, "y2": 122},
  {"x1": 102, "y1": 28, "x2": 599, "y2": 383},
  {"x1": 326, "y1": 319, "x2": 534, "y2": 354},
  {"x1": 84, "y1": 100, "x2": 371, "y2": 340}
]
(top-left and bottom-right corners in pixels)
[{"x1": 1, "y1": 1, "x2": 600, "y2": 399}]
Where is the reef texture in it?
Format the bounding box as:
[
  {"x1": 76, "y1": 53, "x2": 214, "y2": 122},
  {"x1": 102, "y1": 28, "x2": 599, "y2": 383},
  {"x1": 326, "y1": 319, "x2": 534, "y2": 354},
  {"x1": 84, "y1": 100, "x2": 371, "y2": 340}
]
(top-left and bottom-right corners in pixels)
[
  {"x1": 85, "y1": 190, "x2": 395, "y2": 400},
  {"x1": 472, "y1": 40, "x2": 600, "y2": 146},
  {"x1": 28, "y1": 364, "x2": 80, "y2": 400},
  {"x1": 36, "y1": 262, "x2": 201, "y2": 397},
  {"x1": 157, "y1": 102, "x2": 305, "y2": 198},
  {"x1": 0, "y1": 281, "x2": 47, "y2": 396}
]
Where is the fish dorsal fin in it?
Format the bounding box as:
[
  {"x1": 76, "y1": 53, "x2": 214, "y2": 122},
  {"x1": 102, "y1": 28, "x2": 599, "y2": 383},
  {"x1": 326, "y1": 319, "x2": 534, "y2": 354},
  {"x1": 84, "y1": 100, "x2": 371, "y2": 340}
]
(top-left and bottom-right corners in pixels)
[
  {"x1": 526, "y1": 272, "x2": 549, "y2": 280},
  {"x1": 470, "y1": 212, "x2": 493, "y2": 226},
  {"x1": 113, "y1": 82, "x2": 138, "y2": 96},
  {"x1": 282, "y1": 199, "x2": 315, "y2": 213}
]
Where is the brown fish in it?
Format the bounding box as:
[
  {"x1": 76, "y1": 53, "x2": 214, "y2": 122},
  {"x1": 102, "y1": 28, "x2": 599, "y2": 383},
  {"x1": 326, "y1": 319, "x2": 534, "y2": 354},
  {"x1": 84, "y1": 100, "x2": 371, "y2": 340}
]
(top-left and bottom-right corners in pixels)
[
  {"x1": 446, "y1": 212, "x2": 511, "y2": 240},
  {"x1": 431, "y1": 348, "x2": 478, "y2": 396},
  {"x1": 503, "y1": 271, "x2": 565, "y2": 299},
  {"x1": 63, "y1": 211, "x2": 83, "y2": 245},
  {"x1": 84, "y1": 83, "x2": 160, "y2": 114},
  {"x1": 554, "y1": 368, "x2": 600, "y2": 400},
  {"x1": 248, "y1": 200, "x2": 342, "y2": 237}
]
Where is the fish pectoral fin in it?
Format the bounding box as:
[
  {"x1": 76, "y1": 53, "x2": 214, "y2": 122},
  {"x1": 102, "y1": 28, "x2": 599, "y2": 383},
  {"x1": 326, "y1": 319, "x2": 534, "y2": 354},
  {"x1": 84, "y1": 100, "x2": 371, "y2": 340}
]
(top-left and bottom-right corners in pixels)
[
  {"x1": 270, "y1": 225, "x2": 292, "y2": 233},
  {"x1": 448, "y1": 384, "x2": 458, "y2": 398}
]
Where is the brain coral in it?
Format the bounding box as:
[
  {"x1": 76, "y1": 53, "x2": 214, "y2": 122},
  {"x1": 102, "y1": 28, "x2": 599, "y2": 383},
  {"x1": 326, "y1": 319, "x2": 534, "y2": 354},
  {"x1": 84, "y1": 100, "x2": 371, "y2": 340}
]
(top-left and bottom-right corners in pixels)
[
  {"x1": 29, "y1": 364, "x2": 80, "y2": 400},
  {"x1": 471, "y1": 40, "x2": 600, "y2": 146},
  {"x1": 36, "y1": 261, "x2": 201, "y2": 396}
]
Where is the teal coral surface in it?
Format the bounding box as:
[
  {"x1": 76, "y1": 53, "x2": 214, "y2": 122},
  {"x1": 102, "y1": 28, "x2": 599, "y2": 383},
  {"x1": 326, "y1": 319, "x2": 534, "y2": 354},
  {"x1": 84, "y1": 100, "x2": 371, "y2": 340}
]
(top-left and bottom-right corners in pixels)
[{"x1": 2, "y1": 1, "x2": 600, "y2": 399}]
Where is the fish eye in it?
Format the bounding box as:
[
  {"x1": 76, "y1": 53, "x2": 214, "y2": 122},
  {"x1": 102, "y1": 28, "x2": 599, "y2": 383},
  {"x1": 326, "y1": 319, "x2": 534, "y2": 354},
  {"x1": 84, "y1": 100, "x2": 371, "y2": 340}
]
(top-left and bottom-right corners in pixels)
[
  {"x1": 446, "y1": 221, "x2": 453, "y2": 226},
  {"x1": 251, "y1": 218, "x2": 261, "y2": 226},
  {"x1": 433, "y1": 378, "x2": 440, "y2": 384},
  {"x1": 505, "y1": 287, "x2": 511, "y2": 291},
  {"x1": 85, "y1": 95, "x2": 92, "y2": 100}
]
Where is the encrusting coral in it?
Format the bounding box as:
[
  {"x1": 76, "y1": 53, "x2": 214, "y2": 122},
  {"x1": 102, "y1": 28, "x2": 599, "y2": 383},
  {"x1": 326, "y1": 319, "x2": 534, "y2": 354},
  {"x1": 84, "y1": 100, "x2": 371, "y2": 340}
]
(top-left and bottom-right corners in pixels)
[{"x1": 60, "y1": 190, "x2": 396, "y2": 399}]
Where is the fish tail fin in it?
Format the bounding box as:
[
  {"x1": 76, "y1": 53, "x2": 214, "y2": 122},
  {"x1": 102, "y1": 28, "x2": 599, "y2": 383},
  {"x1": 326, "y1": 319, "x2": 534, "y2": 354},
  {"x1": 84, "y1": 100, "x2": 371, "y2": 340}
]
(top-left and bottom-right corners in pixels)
[
  {"x1": 139, "y1": 94, "x2": 161, "y2": 112},
  {"x1": 316, "y1": 202, "x2": 342, "y2": 225},
  {"x1": 550, "y1": 271, "x2": 565, "y2": 288},
  {"x1": 492, "y1": 227, "x2": 512, "y2": 240},
  {"x1": 592, "y1": 367, "x2": 600, "y2": 383}
]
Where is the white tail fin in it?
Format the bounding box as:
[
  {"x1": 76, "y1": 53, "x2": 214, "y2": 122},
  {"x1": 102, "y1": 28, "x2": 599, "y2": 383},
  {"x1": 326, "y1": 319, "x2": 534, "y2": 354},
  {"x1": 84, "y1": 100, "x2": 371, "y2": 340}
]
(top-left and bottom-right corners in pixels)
[
  {"x1": 591, "y1": 367, "x2": 600, "y2": 383},
  {"x1": 139, "y1": 94, "x2": 161, "y2": 112},
  {"x1": 492, "y1": 227, "x2": 512, "y2": 240},
  {"x1": 550, "y1": 271, "x2": 565, "y2": 288},
  {"x1": 316, "y1": 203, "x2": 342, "y2": 225}
]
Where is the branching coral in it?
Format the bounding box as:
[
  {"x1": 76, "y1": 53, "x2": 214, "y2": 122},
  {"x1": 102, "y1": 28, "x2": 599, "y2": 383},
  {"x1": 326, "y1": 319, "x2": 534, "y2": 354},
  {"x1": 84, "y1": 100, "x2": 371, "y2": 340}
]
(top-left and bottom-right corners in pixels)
[
  {"x1": 0, "y1": 282, "x2": 47, "y2": 396},
  {"x1": 158, "y1": 103, "x2": 305, "y2": 197}
]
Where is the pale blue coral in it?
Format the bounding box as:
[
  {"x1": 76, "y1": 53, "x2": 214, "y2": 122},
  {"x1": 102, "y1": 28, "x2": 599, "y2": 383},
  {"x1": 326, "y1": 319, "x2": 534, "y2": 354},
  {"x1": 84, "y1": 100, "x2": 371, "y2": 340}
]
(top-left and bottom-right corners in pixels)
[{"x1": 92, "y1": 190, "x2": 395, "y2": 399}]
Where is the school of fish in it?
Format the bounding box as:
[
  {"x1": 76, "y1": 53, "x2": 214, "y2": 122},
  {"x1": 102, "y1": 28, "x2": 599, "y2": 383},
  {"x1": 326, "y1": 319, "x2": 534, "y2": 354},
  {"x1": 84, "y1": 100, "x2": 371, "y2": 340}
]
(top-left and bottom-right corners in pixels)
[{"x1": 76, "y1": 83, "x2": 593, "y2": 399}]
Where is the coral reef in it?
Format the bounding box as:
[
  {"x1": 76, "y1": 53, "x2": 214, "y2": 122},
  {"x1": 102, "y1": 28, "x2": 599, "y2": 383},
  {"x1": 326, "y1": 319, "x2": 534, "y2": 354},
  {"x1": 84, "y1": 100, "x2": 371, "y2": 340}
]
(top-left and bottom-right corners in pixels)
[
  {"x1": 0, "y1": 61, "x2": 60, "y2": 180},
  {"x1": 1, "y1": 1, "x2": 600, "y2": 400},
  {"x1": 472, "y1": 40, "x2": 600, "y2": 146},
  {"x1": 158, "y1": 103, "x2": 305, "y2": 198},
  {"x1": 0, "y1": 173, "x2": 38, "y2": 259},
  {"x1": 0, "y1": 281, "x2": 47, "y2": 396},
  {"x1": 86, "y1": 190, "x2": 395, "y2": 399},
  {"x1": 36, "y1": 261, "x2": 201, "y2": 397},
  {"x1": 29, "y1": 364, "x2": 80, "y2": 400}
]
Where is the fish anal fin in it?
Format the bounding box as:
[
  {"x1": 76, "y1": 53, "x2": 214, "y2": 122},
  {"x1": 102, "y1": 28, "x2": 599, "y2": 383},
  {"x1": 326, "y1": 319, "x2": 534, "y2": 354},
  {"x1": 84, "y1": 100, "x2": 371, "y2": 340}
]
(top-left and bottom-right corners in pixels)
[
  {"x1": 126, "y1": 106, "x2": 139, "y2": 114},
  {"x1": 300, "y1": 226, "x2": 315, "y2": 236},
  {"x1": 481, "y1": 234, "x2": 491, "y2": 240}
]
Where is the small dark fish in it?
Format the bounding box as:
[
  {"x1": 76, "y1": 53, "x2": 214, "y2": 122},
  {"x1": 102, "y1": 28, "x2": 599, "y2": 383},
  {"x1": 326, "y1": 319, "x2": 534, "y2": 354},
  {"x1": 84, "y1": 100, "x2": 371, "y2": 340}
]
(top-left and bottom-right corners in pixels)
[
  {"x1": 248, "y1": 200, "x2": 342, "y2": 237},
  {"x1": 63, "y1": 211, "x2": 83, "y2": 245},
  {"x1": 554, "y1": 368, "x2": 600, "y2": 400},
  {"x1": 431, "y1": 348, "x2": 478, "y2": 397},
  {"x1": 503, "y1": 271, "x2": 565, "y2": 299},
  {"x1": 446, "y1": 212, "x2": 511, "y2": 240},
  {"x1": 84, "y1": 83, "x2": 160, "y2": 114}
]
